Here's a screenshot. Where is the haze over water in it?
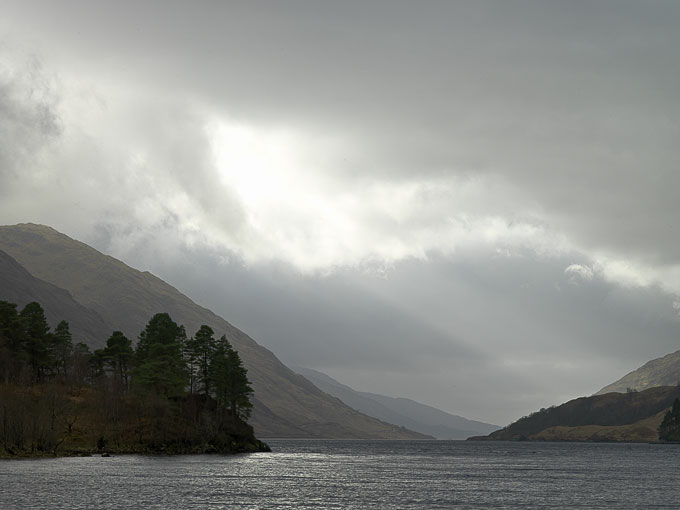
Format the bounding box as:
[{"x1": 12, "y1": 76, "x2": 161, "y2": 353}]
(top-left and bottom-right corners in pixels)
[{"x1": 2, "y1": 440, "x2": 679, "y2": 509}]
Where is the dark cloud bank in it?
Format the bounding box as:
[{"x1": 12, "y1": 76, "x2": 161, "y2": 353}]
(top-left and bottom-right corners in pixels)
[{"x1": 1, "y1": 1, "x2": 680, "y2": 424}]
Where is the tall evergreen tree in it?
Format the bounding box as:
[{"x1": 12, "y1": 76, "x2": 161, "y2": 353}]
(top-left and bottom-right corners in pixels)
[
  {"x1": 133, "y1": 313, "x2": 188, "y2": 398},
  {"x1": 210, "y1": 335, "x2": 253, "y2": 420},
  {"x1": 90, "y1": 348, "x2": 107, "y2": 383},
  {"x1": 0, "y1": 301, "x2": 21, "y2": 344},
  {"x1": 50, "y1": 320, "x2": 73, "y2": 379},
  {"x1": 186, "y1": 325, "x2": 216, "y2": 397},
  {"x1": 103, "y1": 331, "x2": 133, "y2": 391},
  {"x1": 0, "y1": 301, "x2": 23, "y2": 383},
  {"x1": 659, "y1": 398, "x2": 680, "y2": 441},
  {"x1": 19, "y1": 302, "x2": 50, "y2": 382}
]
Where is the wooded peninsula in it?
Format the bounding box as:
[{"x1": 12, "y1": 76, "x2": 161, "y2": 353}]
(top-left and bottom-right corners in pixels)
[{"x1": 0, "y1": 300, "x2": 269, "y2": 457}]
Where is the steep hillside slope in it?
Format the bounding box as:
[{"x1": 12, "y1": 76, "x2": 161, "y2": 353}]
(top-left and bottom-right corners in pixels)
[
  {"x1": 0, "y1": 249, "x2": 113, "y2": 348},
  {"x1": 0, "y1": 223, "x2": 427, "y2": 439},
  {"x1": 296, "y1": 366, "x2": 499, "y2": 439},
  {"x1": 597, "y1": 351, "x2": 680, "y2": 395},
  {"x1": 471, "y1": 385, "x2": 680, "y2": 442}
]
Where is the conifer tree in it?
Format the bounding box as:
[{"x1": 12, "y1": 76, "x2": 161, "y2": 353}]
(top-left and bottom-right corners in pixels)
[
  {"x1": 90, "y1": 348, "x2": 107, "y2": 383},
  {"x1": 133, "y1": 313, "x2": 188, "y2": 398},
  {"x1": 50, "y1": 320, "x2": 73, "y2": 379},
  {"x1": 103, "y1": 331, "x2": 133, "y2": 391},
  {"x1": 20, "y1": 302, "x2": 50, "y2": 382},
  {"x1": 210, "y1": 335, "x2": 253, "y2": 420},
  {"x1": 0, "y1": 301, "x2": 21, "y2": 346},
  {"x1": 0, "y1": 301, "x2": 23, "y2": 382},
  {"x1": 659, "y1": 398, "x2": 680, "y2": 441},
  {"x1": 186, "y1": 325, "x2": 216, "y2": 397}
]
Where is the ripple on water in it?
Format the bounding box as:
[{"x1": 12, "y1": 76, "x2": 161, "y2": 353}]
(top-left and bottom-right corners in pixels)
[{"x1": 1, "y1": 441, "x2": 680, "y2": 509}]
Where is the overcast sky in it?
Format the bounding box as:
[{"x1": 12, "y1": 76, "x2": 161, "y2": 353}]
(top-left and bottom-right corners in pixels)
[{"x1": 2, "y1": 1, "x2": 680, "y2": 425}]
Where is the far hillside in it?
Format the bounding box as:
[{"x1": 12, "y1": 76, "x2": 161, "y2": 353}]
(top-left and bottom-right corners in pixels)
[
  {"x1": 470, "y1": 385, "x2": 680, "y2": 442},
  {"x1": 0, "y1": 223, "x2": 429, "y2": 440},
  {"x1": 597, "y1": 350, "x2": 680, "y2": 395},
  {"x1": 296, "y1": 366, "x2": 499, "y2": 439}
]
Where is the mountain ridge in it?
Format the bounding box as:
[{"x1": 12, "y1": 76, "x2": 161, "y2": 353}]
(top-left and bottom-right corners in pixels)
[
  {"x1": 0, "y1": 223, "x2": 428, "y2": 440},
  {"x1": 597, "y1": 350, "x2": 680, "y2": 395},
  {"x1": 0, "y1": 248, "x2": 113, "y2": 348},
  {"x1": 295, "y1": 366, "x2": 499, "y2": 439},
  {"x1": 470, "y1": 385, "x2": 680, "y2": 442}
]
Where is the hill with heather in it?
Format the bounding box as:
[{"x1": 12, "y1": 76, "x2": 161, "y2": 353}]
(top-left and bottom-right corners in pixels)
[
  {"x1": 597, "y1": 351, "x2": 680, "y2": 395},
  {"x1": 0, "y1": 223, "x2": 428, "y2": 439},
  {"x1": 470, "y1": 385, "x2": 680, "y2": 442}
]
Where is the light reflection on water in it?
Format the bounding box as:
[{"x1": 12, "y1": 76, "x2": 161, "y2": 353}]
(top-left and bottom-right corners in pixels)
[{"x1": 1, "y1": 440, "x2": 680, "y2": 509}]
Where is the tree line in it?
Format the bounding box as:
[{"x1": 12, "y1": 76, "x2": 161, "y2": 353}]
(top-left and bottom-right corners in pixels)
[
  {"x1": 0, "y1": 300, "x2": 264, "y2": 456},
  {"x1": 658, "y1": 398, "x2": 680, "y2": 442}
]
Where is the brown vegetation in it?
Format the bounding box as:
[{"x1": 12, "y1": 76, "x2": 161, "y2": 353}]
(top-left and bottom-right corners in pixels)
[
  {"x1": 470, "y1": 386, "x2": 680, "y2": 442},
  {"x1": 0, "y1": 299, "x2": 268, "y2": 457},
  {"x1": 0, "y1": 383, "x2": 266, "y2": 458}
]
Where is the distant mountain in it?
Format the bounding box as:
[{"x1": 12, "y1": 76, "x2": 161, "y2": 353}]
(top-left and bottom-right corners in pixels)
[
  {"x1": 597, "y1": 351, "x2": 680, "y2": 395},
  {"x1": 0, "y1": 223, "x2": 428, "y2": 440},
  {"x1": 295, "y1": 366, "x2": 500, "y2": 439},
  {"x1": 470, "y1": 385, "x2": 680, "y2": 442},
  {"x1": 0, "y1": 249, "x2": 113, "y2": 348}
]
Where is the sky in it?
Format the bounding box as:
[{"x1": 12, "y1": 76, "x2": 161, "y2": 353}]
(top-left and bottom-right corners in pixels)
[{"x1": 1, "y1": 1, "x2": 680, "y2": 425}]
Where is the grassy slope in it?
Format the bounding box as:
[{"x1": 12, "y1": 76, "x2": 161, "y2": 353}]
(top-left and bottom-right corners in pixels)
[
  {"x1": 0, "y1": 249, "x2": 113, "y2": 349},
  {"x1": 0, "y1": 223, "x2": 428, "y2": 439},
  {"x1": 531, "y1": 411, "x2": 666, "y2": 442},
  {"x1": 472, "y1": 385, "x2": 680, "y2": 442},
  {"x1": 597, "y1": 350, "x2": 680, "y2": 395}
]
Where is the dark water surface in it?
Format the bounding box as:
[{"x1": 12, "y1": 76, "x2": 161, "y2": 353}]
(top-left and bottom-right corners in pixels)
[{"x1": 1, "y1": 440, "x2": 679, "y2": 509}]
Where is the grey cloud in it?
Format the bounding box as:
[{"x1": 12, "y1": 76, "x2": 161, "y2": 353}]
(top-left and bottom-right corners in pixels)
[
  {"x1": 0, "y1": 54, "x2": 247, "y2": 253},
  {"x1": 98, "y1": 1, "x2": 677, "y2": 269},
  {"x1": 3, "y1": 1, "x2": 680, "y2": 424},
  {"x1": 0, "y1": 52, "x2": 62, "y2": 190},
  {"x1": 127, "y1": 242, "x2": 680, "y2": 424},
  {"x1": 5, "y1": 2, "x2": 679, "y2": 216}
]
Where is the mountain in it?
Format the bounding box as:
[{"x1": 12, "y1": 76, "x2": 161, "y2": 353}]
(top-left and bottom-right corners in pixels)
[
  {"x1": 0, "y1": 249, "x2": 113, "y2": 348},
  {"x1": 295, "y1": 366, "x2": 500, "y2": 439},
  {"x1": 0, "y1": 223, "x2": 428, "y2": 439},
  {"x1": 596, "y1": 351, "x2": 680, "y2": 395},
  {"x1": 470, "y1": 385, "x2": 680, "y2": 442}
]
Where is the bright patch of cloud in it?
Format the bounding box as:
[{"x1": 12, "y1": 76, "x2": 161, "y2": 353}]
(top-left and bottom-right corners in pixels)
[
  {"x1": 204, "y1": 117, "x2": 567, "y2": 271},
  {"x1": 673, "y1": 300, "x2": 680, "y2": 316},
  {"x1": 2, "y1": 43, "x2": 680, "y2": 301},
  {"x1": 591, "y1": 255, "x2": 680, "y2": 296},
  {"x1": 564, "y1": 263, "x2": 595, "y2": 283}
]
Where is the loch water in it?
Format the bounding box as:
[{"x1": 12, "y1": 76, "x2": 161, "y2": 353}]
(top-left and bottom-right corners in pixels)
[{"x1": 1, "y1": 439, "x2": 679, "y2": 509}]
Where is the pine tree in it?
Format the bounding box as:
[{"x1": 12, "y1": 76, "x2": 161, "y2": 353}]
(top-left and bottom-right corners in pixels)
[
  {"x1": 133, "y1": 313, "x2": 188, "y2": 398},
  {"x1": 102, "y1": 331, "x2": 133, "y2": 391},
  {"x1": 659, "y1": 398, "x2": 680, "y2": 441},
  {"x1": 50, "y1": 320, "x2": 73, "y2": 379},
  {"x1": 186, "y1": 325, "x2": 216, "y2": 397},
  {"x1": 0, "y1": 301, "x2": 23, "y2": 383},
  {"x1": 210, "y1": 335, "x2": 253, "y2": 420},
  {"x1": 0, "y1": 301, "x2": 21, "y2": 347},
  {"x1": 90, "y1": 348, "x2": 107, "y2": 383},
  {"x1": 19, "y1": 302, "x2": 50, "y2": 382}
]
